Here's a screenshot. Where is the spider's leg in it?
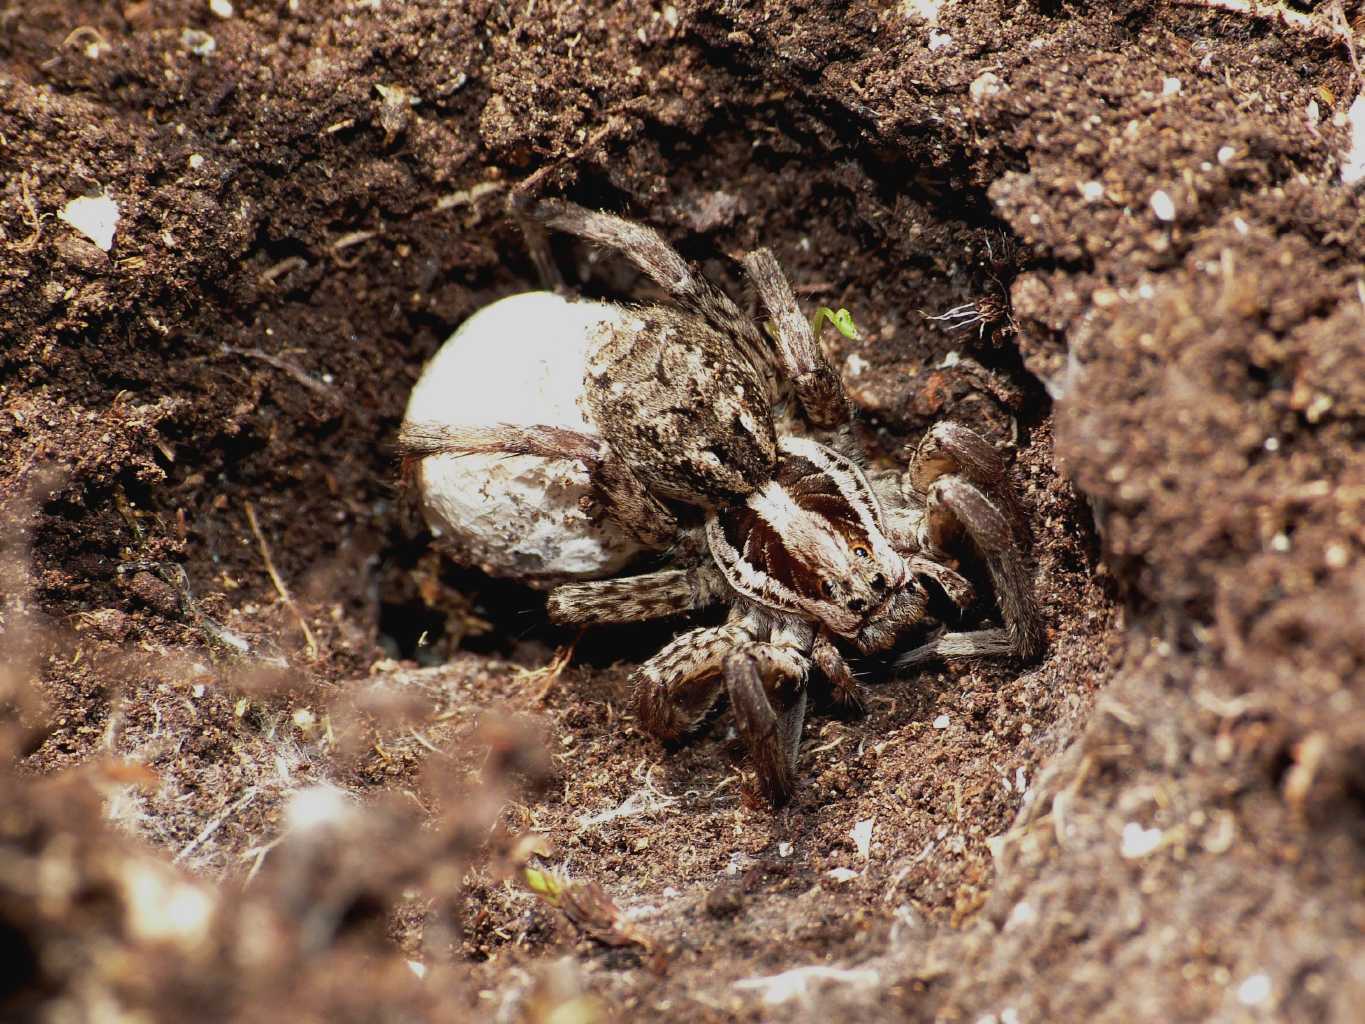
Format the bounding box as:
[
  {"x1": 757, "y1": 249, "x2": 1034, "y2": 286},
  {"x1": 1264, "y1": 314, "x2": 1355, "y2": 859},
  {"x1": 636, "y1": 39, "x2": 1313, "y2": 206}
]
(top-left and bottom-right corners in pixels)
[
  {"x1": 632, "y1": 621, "x2": 755, "y2": 744},
  {"x1": 741, "y1": 248, "x2": 850, "y2": 430},
  {"x1": 547, "y1": 564, "x2": 726, "y2": 625},
  {"x1": 899, "y1": 471, "x2": 1042, "y2": 664},
  {"x1": 898, "y1": 420, "x2": 1042, "y2": 662},
  {"x1": 398, "y1": 421, "x2": 676, "y2": 547},
  {"x1": 527, "y1": 200, "x2": 769, "y2": 364},
  {"x1": 724, "y1": 640, "x2": 811, "y2": 805},
  {"x1": 896, "y1": 628, "x2": 1019, "y2": 667},
  {"x1": 511, "y1": 205, "x2": 565, "y2": 292},
  {"x1": 908, "y1": 420, "x2": 1011, "y2": 499}
]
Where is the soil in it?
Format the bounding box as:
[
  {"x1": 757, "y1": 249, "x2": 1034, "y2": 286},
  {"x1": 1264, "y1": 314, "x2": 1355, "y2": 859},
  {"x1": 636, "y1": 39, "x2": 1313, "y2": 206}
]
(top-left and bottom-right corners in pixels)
[{"x1": 3, "y1": 1, "x2": 1364, "y2": 1022}]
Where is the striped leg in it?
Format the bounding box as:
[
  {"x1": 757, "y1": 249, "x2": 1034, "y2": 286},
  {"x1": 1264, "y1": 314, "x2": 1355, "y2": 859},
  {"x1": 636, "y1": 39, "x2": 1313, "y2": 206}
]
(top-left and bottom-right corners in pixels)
[
  {"x1": 724, "y1": 642, "x2": 811, "y2": 805},
  {"x1": 632, "y1": 621, "x2": 755, "y2": 744},
  {"x1": 528, "y1": 199, "x2": 771, "y2": 374},
  {"x1": 547, "y1": 565, "x2": 725, "y2": 625},
  {"x1": 741, "y1": 249, "x2": 850, "y2": 430},
  {"x1": 397, "y1": 421, "x2": 676, "y2": 547}
]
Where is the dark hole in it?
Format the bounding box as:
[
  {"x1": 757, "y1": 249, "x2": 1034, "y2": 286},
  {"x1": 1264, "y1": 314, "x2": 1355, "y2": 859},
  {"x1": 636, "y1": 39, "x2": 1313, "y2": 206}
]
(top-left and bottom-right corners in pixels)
[
  {"x1": 0, "y1": 914, "x2": 41, "y2": 1007},
  {"x1": 336, "y1": 892, "x2": 388, "y2": 939}
]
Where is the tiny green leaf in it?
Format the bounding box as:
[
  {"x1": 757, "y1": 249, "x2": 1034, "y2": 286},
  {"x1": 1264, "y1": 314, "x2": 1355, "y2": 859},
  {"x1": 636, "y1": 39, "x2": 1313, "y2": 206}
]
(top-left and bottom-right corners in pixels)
[
  {"x1": 811, "y1": 306, "x2": 861, "y2": 341},
  {"x1": 523, "y1": 866, "x2": 564, "y2": 904}
]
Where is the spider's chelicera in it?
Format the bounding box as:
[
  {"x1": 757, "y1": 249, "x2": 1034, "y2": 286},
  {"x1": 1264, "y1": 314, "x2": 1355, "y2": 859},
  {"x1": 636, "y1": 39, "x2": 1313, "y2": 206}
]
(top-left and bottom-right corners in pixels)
[{"x1": 400, "y1": 199, "x2": 1042, "y2": 804}]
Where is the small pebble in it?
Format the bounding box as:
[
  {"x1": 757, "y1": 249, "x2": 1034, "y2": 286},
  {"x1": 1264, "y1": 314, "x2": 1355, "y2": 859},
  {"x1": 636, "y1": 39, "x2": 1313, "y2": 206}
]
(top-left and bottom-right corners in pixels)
[
  {"x1": 851, "y1": 818, "x2": 874, "y2": 860},
  {"x1": 181, "y1": 28, "x2": 217, "y2": 56},
  {"x1": 932, "y1": 714, "x2": 950, "y2": 730},
  {"x1": 1236, "y1": 973, "x2": 1271, "y2": 1007},
  {"x1": 705, "y1": 880, "x2": 744, "y2": 918},
  {"x1": 1120, "y1": 822, "x2": 1162, "y2": 859},
  {"x1": 58, "y1": 193, "x2": 120, "y2": 251},
  {"x1": 1150, "y1": 190, "x2": 1176, "y2": 222},
  {"x1": 970, "y1": 72, "x2": 1003, "y2": 102}
]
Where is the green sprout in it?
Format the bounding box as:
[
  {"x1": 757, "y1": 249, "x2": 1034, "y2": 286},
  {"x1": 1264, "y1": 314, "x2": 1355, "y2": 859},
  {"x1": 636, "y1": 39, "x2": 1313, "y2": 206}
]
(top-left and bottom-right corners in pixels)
[
  {"x1": 810, "y1": 306, "x2": 861, "y2": 341},
  {"x1": 763, "y1": 306, "x2": 861, "y2": 346},
  {"x1": 523, "y1": 866, "x2": 566, "y2": 905}
]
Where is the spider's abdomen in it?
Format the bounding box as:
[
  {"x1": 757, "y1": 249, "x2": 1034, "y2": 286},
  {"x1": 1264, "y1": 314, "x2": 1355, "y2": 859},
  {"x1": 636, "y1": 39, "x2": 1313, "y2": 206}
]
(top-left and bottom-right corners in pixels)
[{"x1": 585, "y1": 304, "x2": 776, "y2": 507}]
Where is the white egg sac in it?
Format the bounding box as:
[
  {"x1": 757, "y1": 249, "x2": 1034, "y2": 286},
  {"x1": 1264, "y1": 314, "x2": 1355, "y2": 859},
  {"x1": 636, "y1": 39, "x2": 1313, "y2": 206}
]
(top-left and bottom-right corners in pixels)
[{"x1": 403, "y1": 291, "x2": 649, "y2": 582}]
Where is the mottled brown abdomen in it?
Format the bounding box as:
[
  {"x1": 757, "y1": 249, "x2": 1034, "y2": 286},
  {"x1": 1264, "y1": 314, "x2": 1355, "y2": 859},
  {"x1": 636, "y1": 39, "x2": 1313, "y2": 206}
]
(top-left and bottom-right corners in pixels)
[{"x1": 585, "y1": 304, "x2": 776, "y2": 507}]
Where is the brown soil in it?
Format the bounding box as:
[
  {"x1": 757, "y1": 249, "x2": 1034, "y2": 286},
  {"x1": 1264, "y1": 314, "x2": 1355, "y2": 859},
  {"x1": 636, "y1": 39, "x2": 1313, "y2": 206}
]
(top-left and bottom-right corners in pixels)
[{"x1": 3, "y1": 2, "x2": 1364, "y2": 1021}]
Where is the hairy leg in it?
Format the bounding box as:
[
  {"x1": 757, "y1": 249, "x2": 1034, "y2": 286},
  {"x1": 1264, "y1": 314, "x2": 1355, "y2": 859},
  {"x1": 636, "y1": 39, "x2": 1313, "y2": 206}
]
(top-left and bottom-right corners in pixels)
[
  {"x1": 547, "y1": 564, "x2": 726, "y2": 625},
  {"x1": 632, "y1": 621, "x2": 756, "y2": 744},
  {"x1": 741, "y1": 248, "x2": 850, "y2": 430},
  {"x1": 896, "y1": 627, "x2": 1018, "y2": 667},
  {"x1": 526, "y1": 199, "x2": 774, "y2": 377},
  {"x1": 724, "y1": 641, "x2": 811, "y2": 805},
  {"x1": 909, "y1": 473, "x2": 1042, "y2": 662},
  {"x1": 508, "y1": 202, "x2": 565, "y2": 292},
  {"x1": 898, "y1": 420, "x2": 1042, "y2": 662},
  {"x1": 397, "y1": 421, "x2": 676, "y2": 547},
  {"x1": 908, "y1": 420, "x2": 1011, "y2": 496}
]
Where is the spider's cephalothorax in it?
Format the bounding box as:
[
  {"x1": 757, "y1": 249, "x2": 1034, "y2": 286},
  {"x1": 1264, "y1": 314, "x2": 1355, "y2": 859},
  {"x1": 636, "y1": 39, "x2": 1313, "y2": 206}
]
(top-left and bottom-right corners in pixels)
[
  {"x1": 706, "y1": 436, "x2": 920, "y2": 645},
  {"x1": 400, "y1": 199, "x2": 1042, "y2": 804}
]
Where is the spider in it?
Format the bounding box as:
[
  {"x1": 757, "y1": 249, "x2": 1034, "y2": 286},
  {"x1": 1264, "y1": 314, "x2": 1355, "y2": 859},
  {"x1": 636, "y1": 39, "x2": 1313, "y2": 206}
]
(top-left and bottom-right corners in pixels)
[{"x1": 399, "y1": 199, "x2": 1042, "y2": 804}]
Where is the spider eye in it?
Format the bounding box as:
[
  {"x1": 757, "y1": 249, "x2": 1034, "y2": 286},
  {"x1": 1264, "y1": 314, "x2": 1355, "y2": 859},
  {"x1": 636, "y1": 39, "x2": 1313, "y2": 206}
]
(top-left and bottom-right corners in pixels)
[
  {"x1": 821, "y1": 580, "x2": 836, "y2": 599},
  {"x1": 853, "y1": 546, "x2": 869, "y2": 558}
]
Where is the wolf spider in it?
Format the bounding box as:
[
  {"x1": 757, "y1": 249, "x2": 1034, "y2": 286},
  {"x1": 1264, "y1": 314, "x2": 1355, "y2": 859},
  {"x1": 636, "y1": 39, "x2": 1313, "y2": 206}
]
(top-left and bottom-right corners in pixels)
[{"x1": 400, "y1": 199, "x2": 1042, "y2": 804}]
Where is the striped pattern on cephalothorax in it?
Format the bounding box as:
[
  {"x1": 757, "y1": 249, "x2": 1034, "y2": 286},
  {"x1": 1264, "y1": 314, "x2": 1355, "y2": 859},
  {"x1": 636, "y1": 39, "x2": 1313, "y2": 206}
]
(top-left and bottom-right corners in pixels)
[{"x1": 705, "y1": 435, "x2": 909, "y2": 640}]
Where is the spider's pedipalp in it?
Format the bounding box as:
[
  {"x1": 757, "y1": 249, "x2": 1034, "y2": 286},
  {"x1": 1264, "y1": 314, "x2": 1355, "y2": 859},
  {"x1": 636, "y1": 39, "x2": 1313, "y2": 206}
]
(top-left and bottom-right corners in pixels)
[
  {"x1": 811, "y1": 632, "x2": 867, "y2": 714},
  {"x1": 904, "y1": 554, "x2": 975, "y2": 609}
]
